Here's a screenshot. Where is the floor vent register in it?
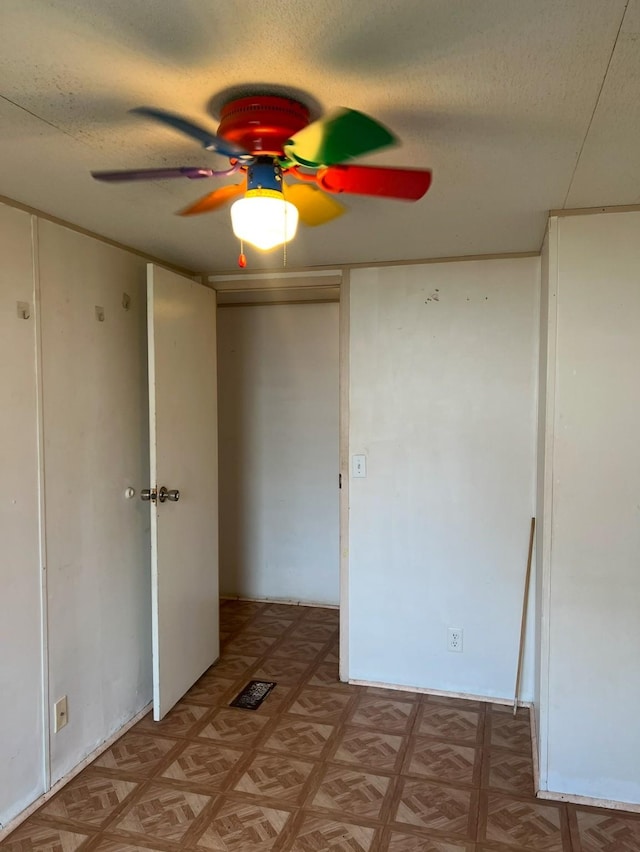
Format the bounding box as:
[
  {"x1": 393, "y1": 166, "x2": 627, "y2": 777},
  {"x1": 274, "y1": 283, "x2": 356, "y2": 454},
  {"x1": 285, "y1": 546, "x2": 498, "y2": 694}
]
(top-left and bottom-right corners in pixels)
[{"x1": 229, "y1": 680, "x2": 276, "y2": 710}]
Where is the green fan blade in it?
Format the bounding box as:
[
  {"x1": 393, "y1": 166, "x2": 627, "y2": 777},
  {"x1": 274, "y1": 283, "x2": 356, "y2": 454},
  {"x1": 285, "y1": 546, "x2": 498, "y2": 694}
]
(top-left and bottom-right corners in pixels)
[{"x1": 285, "y1": 108, "x2": 397, "y2": 168}]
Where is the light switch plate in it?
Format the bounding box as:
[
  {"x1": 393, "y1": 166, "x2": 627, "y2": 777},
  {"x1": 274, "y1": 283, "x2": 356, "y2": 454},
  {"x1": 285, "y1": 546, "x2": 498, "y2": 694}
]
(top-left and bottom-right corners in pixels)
[{"x1": 352, "y1": 454, "x2": 367, "y2": 478}]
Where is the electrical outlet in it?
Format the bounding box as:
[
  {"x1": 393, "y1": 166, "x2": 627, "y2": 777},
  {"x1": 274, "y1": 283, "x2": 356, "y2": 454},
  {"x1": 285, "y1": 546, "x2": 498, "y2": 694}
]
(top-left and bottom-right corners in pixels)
[
  {"x1": 54, "y1": 696, "x2": 68, "y2": 732},
  {"x1": 447, "y1": 628, "x2": 463, "y2": 652}
]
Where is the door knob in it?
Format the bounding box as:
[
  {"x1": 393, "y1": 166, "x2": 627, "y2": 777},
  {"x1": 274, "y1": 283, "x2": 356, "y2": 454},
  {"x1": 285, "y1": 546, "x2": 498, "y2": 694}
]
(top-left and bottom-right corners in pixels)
[
  {"x1": 141, "y1": 488, "x2": 157, "y2": 503},
  {"x1": 158, "y1": 486, "x2": 180, "y2": 503}
]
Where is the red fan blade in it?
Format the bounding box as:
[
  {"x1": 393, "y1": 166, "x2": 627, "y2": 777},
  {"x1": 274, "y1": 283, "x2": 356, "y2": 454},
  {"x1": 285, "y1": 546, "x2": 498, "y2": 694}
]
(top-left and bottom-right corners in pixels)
[{"x1": 317, "y1": 165, "x2": 432, "y2": 200}]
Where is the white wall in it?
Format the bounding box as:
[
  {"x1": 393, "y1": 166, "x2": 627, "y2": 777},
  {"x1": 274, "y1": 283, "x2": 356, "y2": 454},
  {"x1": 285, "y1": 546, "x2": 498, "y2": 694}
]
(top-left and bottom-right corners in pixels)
[
  {"x1": 348, "y1": 258, "x2": 539, "y2": 699},
  {"x1": 218, "y1": 303, "x2": 340, "y2": 605},
  {"x1": 0, "y1": 204, "x2": 153, "y2": 828},
  {"x1": 0, "y1": 205, "x2": 44, "y2": 826},
  {"x1": 38, "y1": 221, "x2": 152, "y2": 784},
  {"x1": 539, "y1": 212, "x2": 640, "y2": 804}
]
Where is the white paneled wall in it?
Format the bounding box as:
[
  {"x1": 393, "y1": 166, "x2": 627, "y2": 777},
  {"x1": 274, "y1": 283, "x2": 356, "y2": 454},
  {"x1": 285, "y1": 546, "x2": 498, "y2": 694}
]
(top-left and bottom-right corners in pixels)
[
  {"x1": 537, "y1": 212, "x2": 640, "y2": 804},
  {"x1": 217, "y1": 303, "x2": 340, "y2": 605},
  {"x1": 348, "y1": 258, "x2": 540, "y2": 700},
  {"x1": 38, "y1": 222, "x2": 152, "y2": 784},
  {"x1": 0, "y1": 205, "x2": 44, "y2": 826},
  {"x1": 0, "y1": 205, "x2": 153, "y2": 829}
]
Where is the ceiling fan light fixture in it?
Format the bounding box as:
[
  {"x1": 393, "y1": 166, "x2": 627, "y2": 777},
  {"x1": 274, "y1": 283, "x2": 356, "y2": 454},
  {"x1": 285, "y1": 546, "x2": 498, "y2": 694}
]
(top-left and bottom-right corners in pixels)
[
  {"x1": 91, "y1": 97, "x2": 434, "y2": 254},
  {"x1": 230, "y1": 188, "x2": 299, "y2": 251}
]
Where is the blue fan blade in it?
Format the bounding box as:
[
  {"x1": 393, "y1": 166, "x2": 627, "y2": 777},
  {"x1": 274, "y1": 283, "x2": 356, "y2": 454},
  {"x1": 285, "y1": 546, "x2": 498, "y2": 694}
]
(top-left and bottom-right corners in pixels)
[
  {"x1": 92, "y1": 167, "x2": 217, "y2": 182},
  {"x1": 131, "y1": 106, "x2": 251, "y2": 159}
]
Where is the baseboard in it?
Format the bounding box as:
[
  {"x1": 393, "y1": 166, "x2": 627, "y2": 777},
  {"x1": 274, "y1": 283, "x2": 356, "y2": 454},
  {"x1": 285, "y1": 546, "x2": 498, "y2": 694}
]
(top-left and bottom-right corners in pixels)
[
  {"x1": 348, "y1": 678, "x2": 533, "y2": 708},
  {"x1": 221, "y1": 595, "x2": 339, "y2": 609},
  {"x1": 537, "y1": 789, "x2": 640, "y2": 814},
  {"x1": 0, "y1": 702, "x2": 152, "y2": 841}
]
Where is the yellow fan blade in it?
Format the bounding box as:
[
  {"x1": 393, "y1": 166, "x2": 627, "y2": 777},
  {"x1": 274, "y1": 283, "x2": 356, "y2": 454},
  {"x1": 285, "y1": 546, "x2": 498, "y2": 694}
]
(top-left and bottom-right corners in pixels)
[
  {"x1": 178, "y1": 181, "x2": 246, "y2": 216},
  {"x1": 285, "y1": 182, "x2": 346, "y2": 226}
]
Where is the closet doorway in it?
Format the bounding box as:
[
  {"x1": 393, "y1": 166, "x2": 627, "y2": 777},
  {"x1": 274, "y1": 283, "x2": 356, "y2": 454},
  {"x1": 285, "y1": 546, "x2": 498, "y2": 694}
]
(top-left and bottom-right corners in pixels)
[{"x1": 216, "y1": 279, "x2": 340, "y2": 610}]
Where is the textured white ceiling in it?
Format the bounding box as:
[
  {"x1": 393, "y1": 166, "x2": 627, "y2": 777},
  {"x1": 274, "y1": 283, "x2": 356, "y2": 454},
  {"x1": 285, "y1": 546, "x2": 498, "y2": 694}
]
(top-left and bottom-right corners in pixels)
[{"x1": 0, "y1": 0, "x2": 637, "y2": 272}]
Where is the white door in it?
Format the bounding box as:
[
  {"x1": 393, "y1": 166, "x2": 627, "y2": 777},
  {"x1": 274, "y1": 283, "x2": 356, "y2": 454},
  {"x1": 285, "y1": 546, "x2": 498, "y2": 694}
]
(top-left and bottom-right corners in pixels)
[{"x1": 147, "y1": 264, "x2": 219, "y2": 720}]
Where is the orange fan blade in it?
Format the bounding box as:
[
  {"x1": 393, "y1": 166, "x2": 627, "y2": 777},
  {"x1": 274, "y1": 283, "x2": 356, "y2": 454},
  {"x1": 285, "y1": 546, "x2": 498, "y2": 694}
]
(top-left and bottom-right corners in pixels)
[
  {"x1": 285, "y1": 182, "x2": 346, "y2": 226},
  {"x1": 178, "y1": 181, "x2": 246, "y2": 216}
]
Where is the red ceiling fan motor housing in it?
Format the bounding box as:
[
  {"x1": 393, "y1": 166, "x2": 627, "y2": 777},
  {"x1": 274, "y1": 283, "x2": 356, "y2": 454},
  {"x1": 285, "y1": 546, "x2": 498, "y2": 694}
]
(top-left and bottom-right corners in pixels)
[{"x1": 217, "y1": 95, "x2": 310, "y2": 157}]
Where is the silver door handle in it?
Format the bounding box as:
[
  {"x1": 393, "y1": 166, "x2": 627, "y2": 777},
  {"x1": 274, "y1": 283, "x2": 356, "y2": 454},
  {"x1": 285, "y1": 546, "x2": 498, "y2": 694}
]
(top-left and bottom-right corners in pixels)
[
  {"x1": 141, "y1": 488, "x2": 157, "y2": 503},
  {"x1": 159, "y1": 486, "x2": 180, "y2": 503}
]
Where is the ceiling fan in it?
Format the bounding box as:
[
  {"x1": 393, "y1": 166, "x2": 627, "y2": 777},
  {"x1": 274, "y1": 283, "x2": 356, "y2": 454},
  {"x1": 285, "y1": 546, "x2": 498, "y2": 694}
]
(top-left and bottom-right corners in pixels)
[{"x1": 91, "y1": 94, "x2": 433, "y2": 259}]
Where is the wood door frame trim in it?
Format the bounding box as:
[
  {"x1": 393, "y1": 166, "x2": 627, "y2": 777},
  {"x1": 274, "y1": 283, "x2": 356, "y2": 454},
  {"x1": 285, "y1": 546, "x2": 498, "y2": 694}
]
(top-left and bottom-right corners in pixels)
[
  {"x1": 217, "y1": 298, "x2": 340, "y2": 308},
  {"x1": 549, "y1": 203, "x2": 640, "y2": 218},
  {"x1": 205, "y1": 250, "x2": 540, "y2": 278},
  {"x1": 338, "y1": 272, "x2": 350, "y2": 683}
]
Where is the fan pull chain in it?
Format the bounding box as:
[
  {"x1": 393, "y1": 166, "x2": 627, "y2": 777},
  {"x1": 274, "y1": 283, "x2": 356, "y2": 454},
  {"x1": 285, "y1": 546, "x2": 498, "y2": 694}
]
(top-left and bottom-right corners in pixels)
[
  {"x1": 238, "y1": 239, "x2": 247, "y2": 268},
  {"x1": 283, "y1": 203, "x2": 288, "y2": 268}
]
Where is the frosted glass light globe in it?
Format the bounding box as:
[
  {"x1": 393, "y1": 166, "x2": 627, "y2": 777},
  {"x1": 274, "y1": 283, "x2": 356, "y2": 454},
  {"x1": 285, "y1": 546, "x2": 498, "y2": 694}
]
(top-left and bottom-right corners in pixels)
[{"x1": 231, "y1": 195, "x2": 299, "y2": 251}]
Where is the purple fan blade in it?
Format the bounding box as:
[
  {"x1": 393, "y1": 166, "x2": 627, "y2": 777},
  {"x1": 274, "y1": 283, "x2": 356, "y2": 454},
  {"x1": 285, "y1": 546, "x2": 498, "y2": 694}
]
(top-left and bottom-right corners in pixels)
[{"x1": 92, "y1": 167, "x2": 218, "y2": 182}]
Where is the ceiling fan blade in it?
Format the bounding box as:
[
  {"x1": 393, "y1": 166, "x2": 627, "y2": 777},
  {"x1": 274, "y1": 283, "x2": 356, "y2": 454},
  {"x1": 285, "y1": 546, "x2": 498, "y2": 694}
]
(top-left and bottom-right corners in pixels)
[
  {"x1": 317, "y1": 164, "x2": 432, "y2": 200},
  {"x1": 92, "y1": 166, "x2": 217, "y2": 182},
  {"x1": 285, "y1": 183, "x2": 346, "y2": 226},
  {"x1": 131, "y1": 106, "x2": 252, "y2": 160},
  {"x1": 285, "y1": 108, "x2": 396, "y2": 167},
  {"x1": 178, "y1": 181, "x2": 247, "y2": 216}
]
